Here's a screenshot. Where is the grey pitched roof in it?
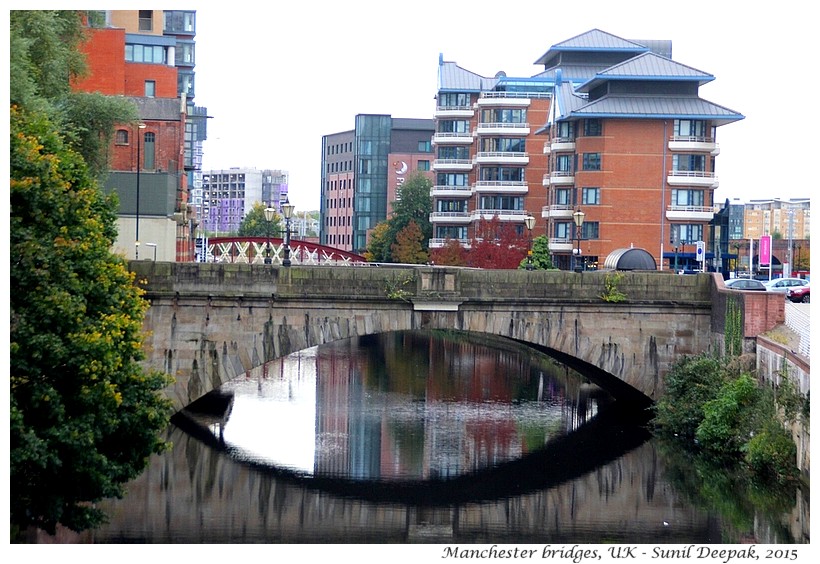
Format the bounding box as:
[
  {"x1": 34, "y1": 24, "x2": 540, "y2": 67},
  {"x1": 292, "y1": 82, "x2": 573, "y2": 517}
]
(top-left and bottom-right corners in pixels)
[
  {"x1": 533, "y1": 64, "x2": 612, "y2": 84},
  {"x1": 127, "y1": 96, "x2": 183, "y2": 121},
  {"x1": 577, "y1": 52, "x2": 715, "y2": 92},
  {"x1": 534, "y1": 29, "x2": 650, "y2": 66},
  {"x1": 437, "y1": 59, "x2": 497, "y2": 91},
  {"x1": 567, "y1": 95, "x2": 744, "y2": 125}
]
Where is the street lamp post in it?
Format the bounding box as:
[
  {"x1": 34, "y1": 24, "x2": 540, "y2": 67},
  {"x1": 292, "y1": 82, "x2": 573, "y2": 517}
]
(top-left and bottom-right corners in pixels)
[
  {"x1": 572, "y1": 209, "x2": 585, "y2": 272},
  {"x1": 135, "y1": 122, "x2": 146, "y2": 260},
  {"x1": 282, "y1": 199, "x2": 295, "y2": 267},
  {"x1": 263, "y1": 206, "x2": 275, "y2": 264},
  {"x1": 524, "y1": 214, "x2": 535, "y2": 270}
]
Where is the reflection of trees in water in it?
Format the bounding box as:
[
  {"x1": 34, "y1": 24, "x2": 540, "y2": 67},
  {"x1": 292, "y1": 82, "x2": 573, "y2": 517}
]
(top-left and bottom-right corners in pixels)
[{"x1": 656, "y1": 438, "x2": 803, "y2": 544}]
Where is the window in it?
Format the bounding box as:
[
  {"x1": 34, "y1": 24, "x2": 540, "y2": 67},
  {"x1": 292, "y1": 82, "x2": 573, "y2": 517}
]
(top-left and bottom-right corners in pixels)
[
  {"x1": 555, "y1": 222, "x2": 571, "y2": 239},
  {"x1": 582, "y1": 153, "x2": 601, "y2": 171},
  {"x1": 418, "y1": 140, "x2": 431, "y2": 152},
  {"x1": 438, "y1": 92, "x2": 471, "y2": 108},
  {"x1": 126, "y1": 44, "x2": 166, "y2": 63},
  {"x1": 480, "y1": 137, "x2": 526, "y2": 152},
  {"x1": 143, "y1": 132, "x2": 155, "y2": 170},
  {"x1": 479, "y1": 195, "x2": 523, "y2": 211},
  {"x1": 144, "y1": 80, "x2": 156, "y2": 97},
  {"x1": 438, "y1": 146, "x2": 469, "y2": 160},
  {"x1": 584, "y1": 119, "x2": 602, "y2": 136},
  {"x1": 554, "y1": 188, "x2": 571, "y2": 206},
  {"x1": 555, "y1": 154, "x2": 573, "y2": 172},
  {"x1": 438, "y1": 120, "x2": 470, "y2": 133},
  {"x1": 581, "y1": 222, "x2": 599, "y2": 239},
  {"x1": 418, "y1": 160, "x2": 430, "y2": 171},
  {"x1": 670, "y1": 224, "x2": 703, "y2": 244},
  {"x1": 556, "y1": 121, "x2": 574, "y2": 140},
  {"x1": 582, "y1": 187, "x2": 600, "y2": 205},
  {"x1": 138, "y1": 10, "x2": 153, "y2": 31},
  {"x1": 116, "y1": 129, "x2": 128, "y2": 144},
  {"x1": 359, "y1": 159, "x2": 371, "y2": 174},
  {"x1": 671, "y1": 189, "x2": 704, "y2": 206},
  {"x1": 437, "y1": 200, "x2": 466, "y2": 213},
  {"x1": 674, "y1": 119, "x2": 707, "y2": 138},
  {"x1": 437, "y1": 173, "x2": 469, "y2": 186},
  {"x1": 481, "y1": 108, "x2": 526, "y2": 123},
  {"x1": 480, "y1": 167, "x2": 524, "y2": 182},
  {"x1": 436, "y1": 226, "x2": 467, "y2": 239},
  {"x1": 672, "y1": 154, "x2": 706, "y2": 172}
]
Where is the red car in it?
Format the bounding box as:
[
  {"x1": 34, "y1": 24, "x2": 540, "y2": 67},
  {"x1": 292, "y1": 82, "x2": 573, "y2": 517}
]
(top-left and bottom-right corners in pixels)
[{"x1": 787, "y1": 284, "x2": 810, "y2": 303}]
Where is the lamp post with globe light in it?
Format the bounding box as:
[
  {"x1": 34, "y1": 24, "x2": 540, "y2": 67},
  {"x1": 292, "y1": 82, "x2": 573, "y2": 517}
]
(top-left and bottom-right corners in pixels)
[
  {"x1": 524, "y1": 214, "x2": 535, "y2": 270},
  {"x1": 264, "y1": 206, "x2": 275, "y2": 264},
  {"x1": 572, "y1": 208, "x2": 585, "y2": 272},
  {"x1": 282, "y1": 198, "x2": 295, "y2": 267}
]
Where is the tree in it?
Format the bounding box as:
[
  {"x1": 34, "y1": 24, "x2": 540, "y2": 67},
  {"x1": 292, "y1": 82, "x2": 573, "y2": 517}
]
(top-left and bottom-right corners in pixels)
[
  {"x1": 238, "y1": 202, "x2": 283, "y2": 237},
  {"x1": 364, "y1": 221, "x2": 391, "y2": 262},
  {"x1": 430, "y1": 238, "x2": 468, "y2": 266},
  {"x1": 391, "y1": 220, "x2": 429, "y2": 264},
  {"x1": 468, "y1": 216, "x2": 528, "y2": 269},
  {"x1": 10, "y1": 105, "x2": 174, "y2": 537},
  {"x1": 518, "y1": 235, "x2": 555, "y2": 270},
  {"x1": 365, "y1": 172, "x2": 433, "y2": 262}
]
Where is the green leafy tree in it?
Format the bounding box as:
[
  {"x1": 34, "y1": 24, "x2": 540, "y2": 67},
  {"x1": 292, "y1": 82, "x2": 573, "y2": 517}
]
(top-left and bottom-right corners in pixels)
[
  {"x1": 366, "y1": 172, "x2": 433, "y2": 262},
  {"x1": 518, "y1": 235, "x2": 555, "y2": 270},
  {"x1": 364, "y1": 221, "x2": 391, "y2": 262},
  {"x1": 10, "y1": 105, "x2": 174, "y2": 537},
  {"x1": 391, "y1": 220, "x2": 429, "y2": 264},
  {"x1": 238, "y1": 202, "x2": 283, "y2": 237}
]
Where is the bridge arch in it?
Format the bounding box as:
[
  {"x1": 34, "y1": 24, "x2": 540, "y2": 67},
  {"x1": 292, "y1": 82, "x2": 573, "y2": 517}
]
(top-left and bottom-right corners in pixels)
[{"x1": 132, "y1": 262, "x2": 748, "y2": 412}]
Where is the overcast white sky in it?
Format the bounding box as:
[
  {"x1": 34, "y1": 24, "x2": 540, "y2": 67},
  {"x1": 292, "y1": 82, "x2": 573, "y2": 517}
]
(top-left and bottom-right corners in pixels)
[{"x1": 192, "y1": 1, "x2": 815, "y2": 212}]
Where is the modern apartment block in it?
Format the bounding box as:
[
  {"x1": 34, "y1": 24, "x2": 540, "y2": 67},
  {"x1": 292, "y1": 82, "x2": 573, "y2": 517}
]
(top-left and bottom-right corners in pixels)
[
  {"x1": 196, "y1": 168, "x2": 290, "y2": 235},
  {"x1": 73, "y1": 9, "x2": 207, "y2": 261},
  {"x1": 432, "y1": 29, "x2": 745, "y2": 271},
  {"x1": 741, "y1": 199, "x2": 810, "y2": 241},
  {"x1": 321, "y1": 115, "x2": 435, "y2": 253}
]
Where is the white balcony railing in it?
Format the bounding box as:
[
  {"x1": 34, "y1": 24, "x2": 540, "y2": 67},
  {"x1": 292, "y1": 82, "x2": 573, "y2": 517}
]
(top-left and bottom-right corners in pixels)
[
  {"x1": 668, "y1": 136, "x2": 720, "y2": 155},
  {"x1": 549, "y1": 238, "x2": 573, "y2": 252},
  {"x1": 429, "y1": 211, "x2": 471, "y2": 223},
  {"x1": 433, "y1": 159, "x2": 473, "y2": 171},
  {"x1": 476, "y1": 122, "x2": 530, "y2": 135},
  {"x1": 665, "y1": 205, "x2": 716, "y2": 221},
  {"x1": 434, "y1": 105, "x2": 474, "y2": 118},
  {"x1": 431, "y1": 184, "x2": 472, "y2": 197},
  {"x1": 543, "y1": 204, "x2": 575, "y2": 218},
  {"x1": 473, "y1": 180, "x2": 528, "y2": 194},
  {"x1": 474, "y1": 151, "x2": 529, "y2": 165},
  {"x1": 544, "y1": 171, "x2": 575, "y2": 186},
  {"x1": 432, "y1": 131, "x2": 473, "y2": 145},
  {"x1": 667, "y1": 170, "x2": 718, "y2": 188}
]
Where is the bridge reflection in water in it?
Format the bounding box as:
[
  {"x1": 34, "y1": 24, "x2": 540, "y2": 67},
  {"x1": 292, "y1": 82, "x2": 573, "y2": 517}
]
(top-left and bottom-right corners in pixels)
[{"x1": 91, "y1": 331, "x2": 718, "y2": 544}]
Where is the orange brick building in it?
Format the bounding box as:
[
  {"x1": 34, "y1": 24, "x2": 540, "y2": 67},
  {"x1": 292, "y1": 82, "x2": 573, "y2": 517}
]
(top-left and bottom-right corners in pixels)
[
  {"x1": 432, "y1": 29, "x2": 744, "y2": 271},
  {"x1": 72, "y1": 10, "x2": 204, "y2": 262}
]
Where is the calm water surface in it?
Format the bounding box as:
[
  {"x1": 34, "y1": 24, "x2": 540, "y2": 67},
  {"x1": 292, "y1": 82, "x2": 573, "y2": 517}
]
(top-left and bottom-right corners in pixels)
[{"x1": 90, "y1": 331, "x2": 807, "y2": 544}]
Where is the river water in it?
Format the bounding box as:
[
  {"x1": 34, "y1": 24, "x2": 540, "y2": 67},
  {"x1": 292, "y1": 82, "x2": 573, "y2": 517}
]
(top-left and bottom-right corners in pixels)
[{"x1": 88, "y1": 330, "x2": 807, "y2": 544}]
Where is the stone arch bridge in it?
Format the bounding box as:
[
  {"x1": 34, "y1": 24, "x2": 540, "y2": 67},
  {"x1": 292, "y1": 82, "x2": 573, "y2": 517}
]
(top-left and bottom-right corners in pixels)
[{"x1": 130, "y1": 262, "x2": 785, "y2": 412}]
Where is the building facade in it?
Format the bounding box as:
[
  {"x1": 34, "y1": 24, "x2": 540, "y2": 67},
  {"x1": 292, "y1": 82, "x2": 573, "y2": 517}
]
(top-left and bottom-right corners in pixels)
[
  {"x1": 73, "y1": 9, "x2": 207, "y2": 262},
  {"x1": 196, "y1": 168, "x2": 290, "y2": 235},
  {"x1": 321, "y1": 115, "x2": 434, "y2": 253},
  {"x1": 432, "y1": 29, "x2": 745, "y2": 271}
]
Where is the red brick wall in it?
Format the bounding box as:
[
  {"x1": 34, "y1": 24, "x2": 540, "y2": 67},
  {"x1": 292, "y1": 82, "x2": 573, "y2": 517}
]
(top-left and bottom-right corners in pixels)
[
  {"x1": 743, "y1": 291, "x2": 786, "y2": 337},
  {"x1": 110, "y1": 120, "x2": 184, "y2": 173},
  {"x1": 124, "y1": 63, "x2": 179, "y2": 98},
  {"x1": 73, "y1": 28, "x2": 127, "y2": 95}
]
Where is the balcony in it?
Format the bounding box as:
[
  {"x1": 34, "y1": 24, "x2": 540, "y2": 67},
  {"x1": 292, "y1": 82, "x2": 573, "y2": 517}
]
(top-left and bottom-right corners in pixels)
[
  {"x1": 434, "y1": 105, "x2": 474, "y2": 118},
  {"x1": 430, "y1": 211, "x2": 471, "y2": 223},
  {"x1": 542, "y1": 204, "x2": 574, "y2": 219},
  {"x1": 472, "y1": 209, "x2": 528, "y2": 222},
  {"x1": 433, "y1": 159, "x2": 473, "y2": 171},
  {"x1": 476, "y1": 122, "x2": 530, "y2": 136},
  {"x1": 549, "y1": 237, "x2": 573, "y2": 252},
  {"x1": 432, "y1": 131, "x2": 473, "y2": 145},
  {"x1": 476, "y1": 93, "x2": 531, "y2": 107},
  {"x1": 431, "y1": 184, "x2": 473, "y2": 197},
  {"x1": 550, "y1": 137, "x2": 576, "y2": 152},
  {"x1": 474, "y1": 151, "x2": 529, "y2": 165},
  {"x1": 668, "y1": 136, "x2": 720, "y2": 155},
  {"x1": 667, "y1": 170, "x2": 719, "y2": 188},
  {"x1": 429, "y1": 238, "x2": 471, "y2": 249},
  {"x1": 665, "y1": 205, "x2": 716, "y2": 221},
  {"x1": 543, "y1": 171, "x2": 575, "y2": 186},
  {"x1": 473, "y1": 181, "x2": 528, "y2": 194}
]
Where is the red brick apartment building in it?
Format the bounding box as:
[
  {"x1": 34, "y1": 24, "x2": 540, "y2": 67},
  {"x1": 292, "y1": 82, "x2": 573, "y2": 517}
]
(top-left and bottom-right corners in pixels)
[
  {"x1": 72, "y1": 10, "x2": 206, "y2": 262},
  {"x1": 431, "y1": 29, "x2": 744, "y2": 271}
]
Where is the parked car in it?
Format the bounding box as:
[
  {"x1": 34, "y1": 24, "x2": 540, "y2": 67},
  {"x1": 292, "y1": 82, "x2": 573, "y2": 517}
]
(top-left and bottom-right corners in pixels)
[
  {"x1": 787, "y1": 284, "x2": 810, "y2": 303},
  {"x1": 725, "y1": 278, "x2": 767, "y2": 291},
  {"x1": 763, "y1": 277, "x2": 809, "y2": 294}
]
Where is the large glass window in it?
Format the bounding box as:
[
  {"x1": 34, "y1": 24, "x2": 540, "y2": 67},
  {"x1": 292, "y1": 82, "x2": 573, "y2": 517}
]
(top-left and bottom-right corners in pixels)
[
  {"x1": 581, "y1": 222, "x2": 599, "y2": 239},
  {"x1": 556, "y1": 121, "x2": 574, "y2": 139},
  {"x1": 582, "y1": 153, "x2": 601, "y2": 171},
  {"x1": 555, "y1": 222, "x2": 571, "y2": 239},
  {"x1": 438, "y1": 120, "x2": 470, "y2": 133},
  {"x1": 584, "y1": 119, "x2": 602, "y2": 136},
  {"x1": 670, "y1": 224, "x2": 704, "y2": 244},
  {"x1": 480, "y1": 167, "x2": 524, "y2": 182},
  {"x1": 438, "y1": 92, "x2": 471, "y2": 108},
  {"x1": 437, "y1": 173, "x2": 469, "y2": 186},
  {"x1": 437, "y1": 200, "x2": 466, "y2": 213},
  {"x1": 479, "y1": 195, "x2": 523, "y2": 210},
  {"x1": 438, "y1": 146, "x2": 470, "y2": 159},
  {"x1": 481, "y1": 108, "x2": 527, "y2": 123},
  {"x1": 674, "y1": 119, "x2": 707, "y2": 138},
  {"x1": 555, "y1": 154, "x2": 573, "y2": 172},
  {"x1": 126, "y1": 44, "x2": 166, "y2": 63},
  {"x1": 436, "y1": 226, "x2": 467, "y2": 239},
  {"x1": 671, "y1": 189, "x2": 705, "y2": 206},
  {"x1": 672, "y1": 154, "x2": 706, "y2": 172},
  {"x1": 554, "y1": 188, "x2": 571, "y2": 206},
  {"x1": 480, "y1": 137, "x2": 526, "y2": 152},
  {"x1": 582, "y1": 187, "x2": 600, "y2": 205}
]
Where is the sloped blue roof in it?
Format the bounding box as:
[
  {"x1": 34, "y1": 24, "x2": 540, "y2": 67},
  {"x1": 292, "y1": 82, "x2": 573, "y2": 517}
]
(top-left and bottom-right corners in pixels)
[
  {"x1": 577, "y1": 52, "x2": 715, "y2": 92},
  {"x1": 534, "y1": 29, "x2": 650, "y2": 66},
  {"x1": 567, "y1": 95, "x2": 744, "y2": 125},
  {"x1": 437, "y1": 59, "x2": 497, "y2": 92}
]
